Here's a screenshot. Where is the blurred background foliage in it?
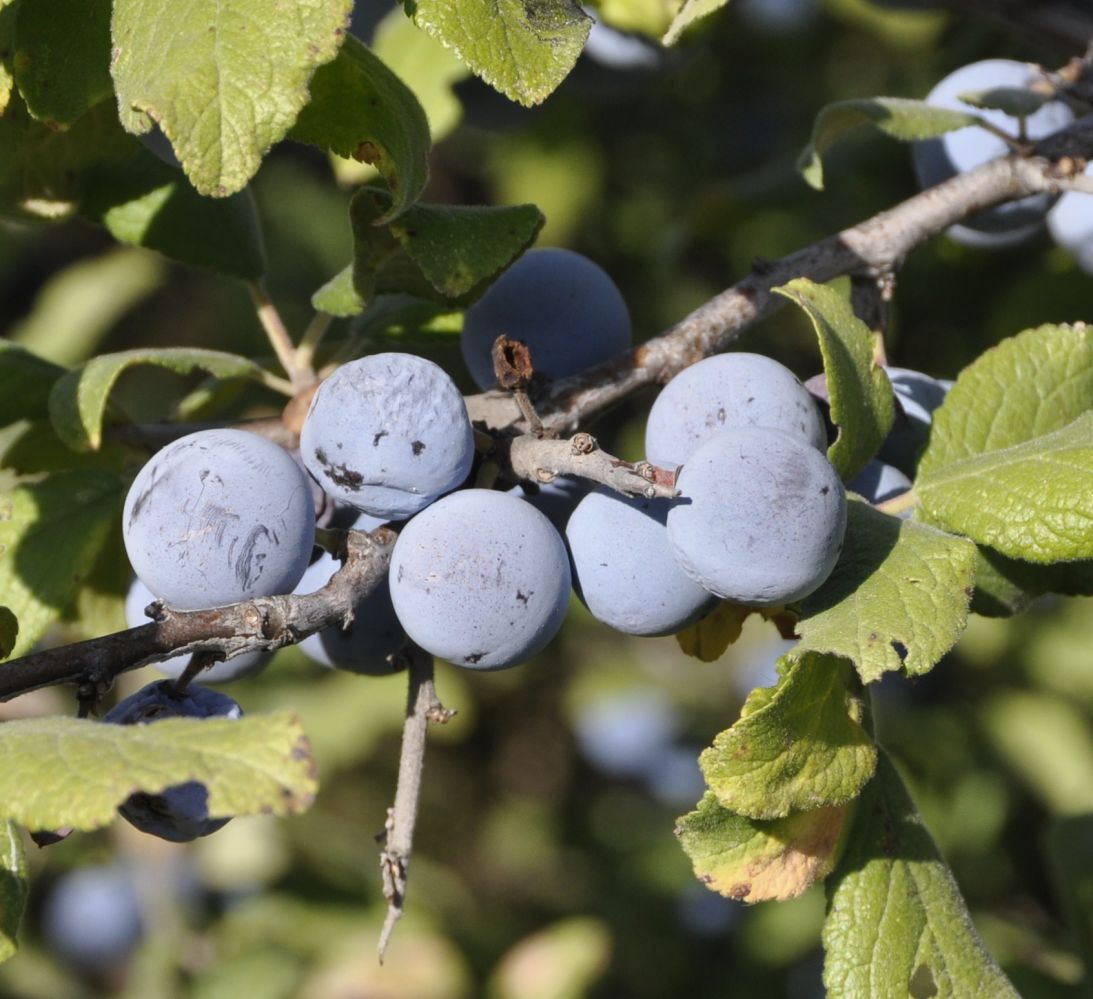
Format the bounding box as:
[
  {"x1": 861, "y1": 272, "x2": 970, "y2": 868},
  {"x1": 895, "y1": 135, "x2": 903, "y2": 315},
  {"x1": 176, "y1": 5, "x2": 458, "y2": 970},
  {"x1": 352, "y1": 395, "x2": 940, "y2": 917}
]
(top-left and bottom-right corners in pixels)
[{"x1": 0, "y1": 0, "x2": 1090, "y2": 995}]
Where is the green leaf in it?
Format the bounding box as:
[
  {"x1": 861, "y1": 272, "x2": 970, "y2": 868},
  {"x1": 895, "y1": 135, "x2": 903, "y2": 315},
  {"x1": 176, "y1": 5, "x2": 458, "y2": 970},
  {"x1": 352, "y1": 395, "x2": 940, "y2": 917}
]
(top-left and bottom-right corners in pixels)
[
  {"x1": 676, "y1": 791, "x2": 848, "y2": 903},
  {"x1": 289, "y1": 34, "x2": 430, "y2": 222},
  {"x1": 0, "y1": 710, "x2": 316, "y2": 831},
  {"x1": 957, "y1": 86, "x2": 1049, "y2": 119},
  {"x1": 700, "y1": 652, "x2": 875, "y2": 820},
  {"x1": 773, "y1": 278, "x2": 895, "y2": 480},
  {"x1": 111, "y1": 0, "x2": 352, "y2": 196},
  {"x1": 970, "y1": 546, "x2": 1093, "y2": 617},
  {"x1": 311, "y1": 264, "x2": 363, "y2": 317},
  {"x1": 12, "y1": 0, "x2": 112, "y2": 126},
  {"x1": 81, "y1": 152, "x2": 267, "y2": 279},
  {"x1": 48, "y1": 347, "x2": 272, "y2": 452},
  {"x1": 371, "y1": 7, "x2": 468, "y2": 143},
  {"x1": 798, "y1": 97, "x2": 980, "y2": 190},
  {"x1": 9, "y1": 247, "x2": 165, "y2": 366},
  {"x1": 0, "y1": 820, "x2": 27, "y2": 965},
  {"x1": 336, "y1": 188, "x2": 545, "y2": 313},
  {"x1": 406, "y1": 0, "x2": 591, "y2": 108},
  {"x1": 0, "y1": 470, "x2": 123, "y2": 658},
  {"x1": 663, "y1": 0, "x2": 730, "y2": 45},
  {"x1": 917, "y1": 413, "x2": 1093, "y2": 564},
  {"x1": 823, "y1": 752, "x2": 1019, "y2": 998},
  {"x1": 918, "y1": 323, "x2": 1093, "y2": 474},
  {"x1": 0, "y1": 342, "x2": 66, "y2": 428},
  {"x1": 796, "y1": 500, "x2": 976, "y2": 682},
  {"x1": 0, "y1": 95, "x2": 135, "y2": 220}
]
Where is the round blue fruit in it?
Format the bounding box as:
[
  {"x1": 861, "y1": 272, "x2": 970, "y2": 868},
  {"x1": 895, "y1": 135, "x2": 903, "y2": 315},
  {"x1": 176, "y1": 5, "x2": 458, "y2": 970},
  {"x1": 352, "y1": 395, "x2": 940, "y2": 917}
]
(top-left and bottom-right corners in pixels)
[
  {"x1": 667, "y1": 427, "x2": 847, "y2": 605},
  {"x1": 301, "y1": 353, "x2": 475, "y2": 520},
  {"x1": 122, "y1": 429, "x2": 316, "y2": 610},
  {"x1": 389, "y1": 489, "x2": 572, "y2": 670},
  {"x1": 645, "y1": 352, "x2": 826, "y2": 467},
  {"x1": 566, "y1": 487, "x2": 716, "y2": 636},
  {"x1": 461, "y1": 248, "x2": 632, "y2": 389}
]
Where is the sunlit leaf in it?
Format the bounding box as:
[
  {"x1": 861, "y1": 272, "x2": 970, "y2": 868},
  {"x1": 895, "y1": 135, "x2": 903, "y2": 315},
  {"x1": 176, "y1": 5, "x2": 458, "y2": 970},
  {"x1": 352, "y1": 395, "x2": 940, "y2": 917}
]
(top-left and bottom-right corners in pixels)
[
  {"x1": 0, "y1": 820, "x2": 26, "y2": 965},
  {"x1": 111, "y1": 0, "x2": 352, "y2": 195},
  {"x1": 0, "y1": 710, "x2": 316, "y2": 830},
  {"x1": 797, "y1": 500, "x2": 976, "y2": 682},
  {"x1": 677, "y1": 792, "x2": 848, "y2": 903},
  {"x1": 774, "y1": 278, "x2": 894, "y2": 480},
  {"x1": 48, "y1": 348, "x2": 271, "y2": 452},
  {"x1": 0, "y1": 470, "x2": 123, "y2": 658},
  {"x1": 823, "y1": 752, "x2": 1019, "y2": 998},
  {"x1": 406, "y1": 0, "x2": 590, "y2": 107},
  {"x1": 700, "y1": 652, "x2": 875, "y2": 819}
]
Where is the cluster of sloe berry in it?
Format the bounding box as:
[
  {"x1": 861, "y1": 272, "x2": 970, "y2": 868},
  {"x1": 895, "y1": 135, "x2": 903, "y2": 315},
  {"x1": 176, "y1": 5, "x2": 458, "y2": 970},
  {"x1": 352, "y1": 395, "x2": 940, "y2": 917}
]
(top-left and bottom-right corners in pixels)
[{"x1": 115, "y1": 245, "x2": 942, "y2": 840}]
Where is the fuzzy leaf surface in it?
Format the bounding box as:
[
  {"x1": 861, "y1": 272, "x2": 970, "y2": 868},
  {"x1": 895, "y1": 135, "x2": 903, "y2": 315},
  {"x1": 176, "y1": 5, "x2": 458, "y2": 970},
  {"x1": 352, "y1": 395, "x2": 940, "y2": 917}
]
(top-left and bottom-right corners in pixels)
[
  {"x1": 700, "y1": 652, "x2": 875, "y2": 820},
  {"x1": 797, "y1": 500, "x2": 976, "y2": 682},
  {"x1": 0, "y1": 342, "x2": 66, "y2": 428},
  {"x1": 774, "y1": 278, "x2": 894, "y2": 479},
  {"x1": 0, "y1": 470, "x2": 123, "y2": 658},
  {"x1": 407, "y1": 0, "x2": 590, "y2": 107},
  {"x1": 918, "y1": 324, "x2": 1093, "y2": 473},
  {"x1": 338, "y1": 189, "x2": 544, "y2": 312},
  {"x1": 0, "y1": 710, "x2": 316, "y2": 830},
  {"x1": 48, "y1": 348, "x2": 270, "y2": 452},
  {"x1": 677, "y1": 792, "x2": 847, "y2": 903},
  {"x1": 917, "y1": 413, "x2": 1093, "y2": 564},
  {"x1": 111, "y1": 0, "x2": 352, "y2": 196},
  {"x1": 798, "y1": 97, "x2": 979, "y2": 190},
  {"x1": 290, "y1": 34, "x2": 429, "y2": 221},
  {"x1": 12, "y1": 0, "x2": 112, "y2": 126},
  {"x1": 82, "y1": 152, "x2": 267, "y2": 278},
  {"x1": 823, "y1": 752, "x2": 1018, "y2": 998},
  {"x1": 0, "y1": 820, "x2": 26, "y2": 965}
]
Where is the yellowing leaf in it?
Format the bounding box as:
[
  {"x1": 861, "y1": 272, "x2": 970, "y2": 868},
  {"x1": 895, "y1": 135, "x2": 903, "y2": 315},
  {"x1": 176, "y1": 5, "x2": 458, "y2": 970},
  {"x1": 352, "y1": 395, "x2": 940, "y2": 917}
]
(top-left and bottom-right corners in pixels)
[
  {"x1": 675, "y1": 602, "x2": 751, "y2": 662},
  {"x1": 677, "y1": 792, "x2": 848, "y2": 903}
]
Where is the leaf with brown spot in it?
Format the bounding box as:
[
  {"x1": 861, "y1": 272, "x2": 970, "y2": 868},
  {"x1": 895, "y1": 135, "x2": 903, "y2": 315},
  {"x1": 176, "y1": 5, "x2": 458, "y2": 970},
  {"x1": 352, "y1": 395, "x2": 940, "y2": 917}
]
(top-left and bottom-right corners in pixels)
[{"x1": 676, "y1": 792, "x2": 848, "y2": 903}]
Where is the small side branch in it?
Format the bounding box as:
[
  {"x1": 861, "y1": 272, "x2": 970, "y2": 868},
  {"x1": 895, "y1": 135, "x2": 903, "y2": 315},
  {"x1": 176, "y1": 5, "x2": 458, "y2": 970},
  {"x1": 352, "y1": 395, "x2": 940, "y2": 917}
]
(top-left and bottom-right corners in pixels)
[
  {"x1": 0, "y1": 530, "x2": 396, "y2": 703},
  {"x1": 377, "y1": 647, "x2": 454, "y2": 961},
  {"x1": 248, "y1": 281, "x2": 313, "y2": 391},
  {"x1": 506, "y1": 433, "x2": 678, "y2": 498}
]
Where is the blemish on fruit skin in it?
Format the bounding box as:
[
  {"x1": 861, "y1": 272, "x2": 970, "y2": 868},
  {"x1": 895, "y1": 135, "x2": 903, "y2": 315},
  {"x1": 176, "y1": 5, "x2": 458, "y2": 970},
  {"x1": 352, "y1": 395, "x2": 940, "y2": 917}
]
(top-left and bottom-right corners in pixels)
[
  {"x1": 373, "y1": 430, "x2": 388, "y2": 447},
  {"x1": 411, "y1": 440, "x2": 426, "y2": 456}
]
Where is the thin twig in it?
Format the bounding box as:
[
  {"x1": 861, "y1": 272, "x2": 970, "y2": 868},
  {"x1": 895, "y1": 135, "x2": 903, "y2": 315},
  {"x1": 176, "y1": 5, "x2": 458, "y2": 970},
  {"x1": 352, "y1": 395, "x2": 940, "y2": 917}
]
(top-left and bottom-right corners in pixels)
[
  {"x1": 248, "y1": 280, "x2": 304, "y2": 389},
  {"x1": 377, "y1": 647, "x2": 452, "y2": 961},
  {"x1": 295, "y1": 311, "x2": 334, "y2": 379},
  {"x1": 505, "y1": 433, "x2": 678, "y2": 498}
]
